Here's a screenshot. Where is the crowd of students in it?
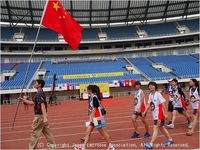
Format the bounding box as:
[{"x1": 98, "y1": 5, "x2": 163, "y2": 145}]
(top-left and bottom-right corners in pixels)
[
  {"x1": 18, "y1": 78, "x2": 199, "y2": 150},
  {"x1": 76, "y1": 78, "x2": 199, "y2": 150}
]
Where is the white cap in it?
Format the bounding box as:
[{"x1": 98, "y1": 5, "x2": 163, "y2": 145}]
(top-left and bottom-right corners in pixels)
[{"x1": 168, "y1": 79, "x2": 173, "y2": 82}]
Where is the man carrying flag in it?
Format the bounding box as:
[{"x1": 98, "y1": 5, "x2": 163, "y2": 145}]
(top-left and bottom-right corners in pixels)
[
  {"x1": 42, "y1": 0, "x2": 83, "y2": 50},
  {"x1": 18, "y1": 80, "x2": 56, "y2": 149}
]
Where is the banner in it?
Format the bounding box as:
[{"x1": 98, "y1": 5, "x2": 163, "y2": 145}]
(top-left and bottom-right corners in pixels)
[
  {"x1": 63, "y1": 74, "x2": 93, "y2": 79},
  {"x1": 79, "y1": 82, "x2": 110, "y2": 99},
  {"x1": 95, "y1": 72, "x2": 124, "y2": 77},
  {"x1": 63, "y1": 72, "x2": 124, "y2": 79}
]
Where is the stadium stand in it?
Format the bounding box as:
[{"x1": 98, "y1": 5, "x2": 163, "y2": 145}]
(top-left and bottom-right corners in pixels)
[
  {"x1": 191, "y1": 53, "x2": 200, "y2": 59},
  {"x1": 101, "y1": 26, "x2": 136, "y2": 39},
  {"x1": 23, "y1": 28, "x2": 57, "y2": 41},
  {"x1": 57, "y1": 58, "x2": 114, "y2": 63},
  {"x1": 43, "y1": 58, "x2": 143, "y2": 87},
  {"x1": 22, "y1": 28, "x2": 38, "y2": 41},
  {"x1": 1, "y1": 27, "x2": 20, "y2": 40},
  {"x1": 138, "y1": 22, "x2": 177, "y2": 36},
  {"x1": 178, "y1": 19, "x2": 199, "y2": 31},
  {"x1": 128, "y1": 57, "x2": 173, "y2": 80},
  {"x1": 38, "y1": 28, "x2": 57, "y2": 41},
  {"x1": 1, "y1": 62, "x2": 40, "y2": 90},
  {"x1": 149, "y1": 55, "x2": 199, "y2": 78},
  {"x1": 1, "y1": 63, "x2": 16, "y2": 72},
  {"x1": 81, "y1": 28, "x2": 99, "y2": 40},
  {"x1": 1, "y1": 19, "x2": 198, "y2": 41},
  {"x1": 1, "y1": 53, "x2": 199, "y2": 89}
]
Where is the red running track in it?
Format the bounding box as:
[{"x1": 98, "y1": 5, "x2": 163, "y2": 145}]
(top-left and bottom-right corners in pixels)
[{"x1": 1, "y1": 95, "x2": 199, "y2": 149}]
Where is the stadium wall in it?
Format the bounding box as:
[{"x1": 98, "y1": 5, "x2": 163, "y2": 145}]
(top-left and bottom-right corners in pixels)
[{"x1": 1, "y1": 80, "x2": 194, "y2": 105}]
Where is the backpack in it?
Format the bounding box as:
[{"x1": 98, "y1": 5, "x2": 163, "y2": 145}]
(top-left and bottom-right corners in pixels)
[{"x1": 178, "y1": 88, "x2": 189, "y2": 106}]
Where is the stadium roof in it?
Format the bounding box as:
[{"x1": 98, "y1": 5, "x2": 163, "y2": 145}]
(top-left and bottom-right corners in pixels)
[{"x1": 1, "y1": 0, "x2": 199, "y2": 27}]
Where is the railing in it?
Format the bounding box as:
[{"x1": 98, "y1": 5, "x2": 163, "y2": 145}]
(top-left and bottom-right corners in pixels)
[
  {"x1": 179, "y1": 74, "x2": 199, "y2": 79},
  {"x1": 1, "y1": 41, "x2": 198, "y2": 55}
]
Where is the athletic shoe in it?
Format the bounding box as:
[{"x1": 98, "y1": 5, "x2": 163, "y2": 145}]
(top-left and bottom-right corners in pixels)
[
  {"x1": 188, "y1": 116, "x2": 192, "y2": 124},
  {"x1": 186, "y1": 131, "x2": 194, "y2": 136},
  {"x1": 74, "y1": 146, "x2": 85, "y2": 150},
  {"x1": 131, "y1": 132, "x2": 140, "y2": 138},
  {"x1": 144, "y1": 143, "x2": 152, "y2": 149},
  {"x1": 80, "y1": 137, "x2": 85, "y2": 142},
  {"x1": 188, "y1": 123, "x2": 193, "y2": 129},
  {"x1": 167, "y1": 121, "x2": 172, "y2": 125},
  {"x1": 166, "y1": 123, "x2": 174, "y2": 129},
  {"x1": 143, "y1": 132, "x2": 151, "y2": 138},
  {"x1": 164, "y1": 140, "x2": 174, "y2": 146}
]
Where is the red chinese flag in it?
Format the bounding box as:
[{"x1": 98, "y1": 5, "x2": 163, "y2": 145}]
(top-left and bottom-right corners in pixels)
[{"x1": 42, "y1": 0, "x2": 83, "y2": 50}]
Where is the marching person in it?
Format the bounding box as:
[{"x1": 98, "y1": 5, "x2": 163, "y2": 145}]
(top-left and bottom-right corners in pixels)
[
  {"x1": 167, "y1": 79, "x2": 192, "y2": 129},
  {"x1": 166, "y1": 79, "x2": 174, "y2": 125},
  {"x1": 186, "y1": 78, "x2": 200, "y2": 136},
  {"x1": 143, "y1": 81, "x2": 173, "y2": 149},
  {"x1": 131, "y1": 81, "x2": 150, "y2": 138},
  {"x1": 18, "y1": 79, "x2": 56, "y2": 149},
  {"x1": 75, "y1": 85, "x2": 114, "y2": 150},
  {"x1": 80, "y1": 85, "x2": 110, "y2": 142}
]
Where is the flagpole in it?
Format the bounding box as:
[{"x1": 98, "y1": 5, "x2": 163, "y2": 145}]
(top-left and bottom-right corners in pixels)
[{"x1": 11, "y1": 0, "x2": 49, "y2": 130}]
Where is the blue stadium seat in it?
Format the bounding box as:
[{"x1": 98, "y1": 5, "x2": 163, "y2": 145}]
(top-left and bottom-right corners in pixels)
[
  {"x1": 38, "y1": 28, "x2": 57, "y2": 41},
  {"x1": 149, "y1": 55, "x2": 199, "y2": 78},
  {"x1": 138, "y1": 22, "x2": 177, "y2": 36},
  {"x1": 128, "y1": 58, "x2": 173, "y2": 80},
  {"x1": 101, "y1": 26, "x2": 136, "y2": 39},
  {"x1": 1, "y1": 62, "x2": 40, "y2": 89},
  {"x1": 1, "y1": 27, "x2": 20, "y2": 40},
  {"x1": 42, "y1": 58, "x2": 143, "y2": 87},
  {"x1": 1, "y1": 63, "x2": 16, "y2": 72},
  {"x1": 178, "y1": 19, "x2": 199, "y2": 31},
  {"x1": 191, "y1": 53, "x2": 199, "y2": 59},
  {"x1": 82, "y1": 28, "x2": 99, "y2": 40}
]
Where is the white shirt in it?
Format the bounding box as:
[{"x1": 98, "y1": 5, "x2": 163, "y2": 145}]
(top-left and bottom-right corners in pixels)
[
  {"x1": 173, "y1": 87, "x2": 183, "y2": 108},
  {"x1": 148, "y1": 92, "x2": 166, "y2": 120},
  {"x1": 134, "y1": 89, "x2": 146, "y2": 112},
  {"x1": 167, "y1": 86, "x2": 174, "y2": 102},
  {"x1": 190, "y1": 87, "x2": 199, "y2": 109}
]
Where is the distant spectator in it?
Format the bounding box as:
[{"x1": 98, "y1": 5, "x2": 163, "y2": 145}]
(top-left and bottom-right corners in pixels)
[
  {"x1": 4, "y1": 97, "x2": 8, "y2": 105},
  {"x1": 49, "y1": 93, "x2": 53, "y2": 106}
]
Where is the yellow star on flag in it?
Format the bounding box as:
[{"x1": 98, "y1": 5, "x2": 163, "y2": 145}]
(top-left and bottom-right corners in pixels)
[{"x1": 53, "y1": 2, "x2": 60, "y2": 11}]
